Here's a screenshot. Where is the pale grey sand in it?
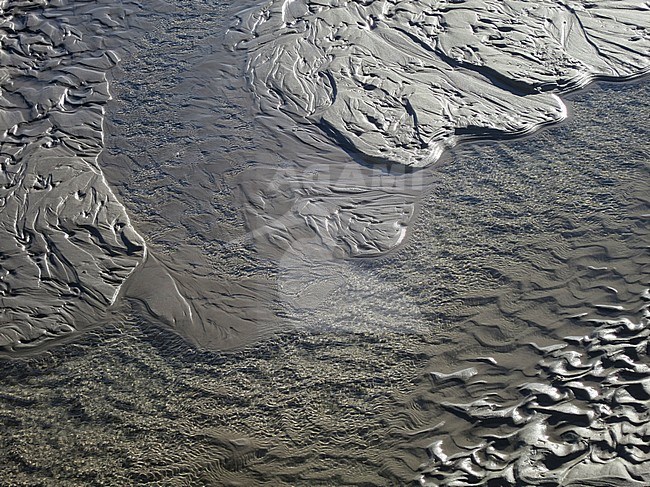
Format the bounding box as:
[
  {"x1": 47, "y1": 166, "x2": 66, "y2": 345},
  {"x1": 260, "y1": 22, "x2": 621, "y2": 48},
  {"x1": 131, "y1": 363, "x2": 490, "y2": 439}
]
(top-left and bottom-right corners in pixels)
[
  {"x1": 1, "y1": 0, "x2": 648, "y2": 356},
  {"x1": 0, "y1": 0, "x2": 648, "y2": 485},
  {"x1": 231, "y1": 0, "x2": 649, "y2": 167},
  {"x1": 0, "y1": 0, "x2": 146, "y2": 356}
]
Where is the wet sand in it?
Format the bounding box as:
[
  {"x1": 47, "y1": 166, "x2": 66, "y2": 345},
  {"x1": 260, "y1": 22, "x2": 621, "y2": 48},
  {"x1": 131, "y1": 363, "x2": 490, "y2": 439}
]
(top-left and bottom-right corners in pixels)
[
  {"x1": 1, "y1": 77, "x2": 647, "y2": 484},
  {"x1": 0, "y1": 0, "x2": 649, "y2": 485},
  {"x1": 231, "y1": 0, "x2": 648, "y2": 167},
  {"x1": 1, "y1": 0, "x2": 648, "y2": 355}
]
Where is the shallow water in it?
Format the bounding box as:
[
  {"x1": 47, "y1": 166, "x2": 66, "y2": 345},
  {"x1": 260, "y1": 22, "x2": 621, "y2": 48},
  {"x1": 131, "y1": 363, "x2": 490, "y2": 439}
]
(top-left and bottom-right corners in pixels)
[{"x1": 0, "y1": 0, "x2": 649, "y2": 485}]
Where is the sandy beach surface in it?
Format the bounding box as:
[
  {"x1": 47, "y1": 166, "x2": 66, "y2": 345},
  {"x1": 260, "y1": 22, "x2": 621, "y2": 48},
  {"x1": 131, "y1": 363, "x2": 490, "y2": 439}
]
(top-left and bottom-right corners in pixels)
[{"x1": 0, "y1": 1, "x2": 648, "y2": 485}]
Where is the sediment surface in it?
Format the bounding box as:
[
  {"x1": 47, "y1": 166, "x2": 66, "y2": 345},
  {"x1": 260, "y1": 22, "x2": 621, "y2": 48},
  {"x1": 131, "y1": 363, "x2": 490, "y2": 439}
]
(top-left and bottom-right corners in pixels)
[
  {"x1": 0, "y1": 76, "x2": 647, "y2": 485},
  {"x1": 0, "y1": 1, "x2": 648, "y2": 484},
  {"x1": 231, "y1": 0, "x2": 649, "y2": 166},
  {"x1": 2, "y1": 0, "x2": 648, "y2": 355},
  {"x1": 0, "y1": 0, "x2": 146, "y2": 356}
]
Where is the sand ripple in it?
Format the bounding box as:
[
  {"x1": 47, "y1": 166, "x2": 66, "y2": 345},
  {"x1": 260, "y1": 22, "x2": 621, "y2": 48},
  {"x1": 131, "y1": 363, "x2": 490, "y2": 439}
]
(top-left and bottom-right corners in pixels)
[
  {"x1": 419, "y1": 305, "x2": 650, "y2": 486},
  {"x1": 0, "y1": 1, "x2": 146, "y2": 356},
  {"x1": 230, "y1": 0, "x2": 649, "y2": 166}
]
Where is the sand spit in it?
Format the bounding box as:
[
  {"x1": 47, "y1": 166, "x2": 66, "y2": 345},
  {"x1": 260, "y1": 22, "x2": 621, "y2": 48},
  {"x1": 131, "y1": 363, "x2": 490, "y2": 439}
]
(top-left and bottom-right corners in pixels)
[
  {"x1": 0, "y1": 0, "x2": 146, "y2": 356},
  {"x1": 230, "y1": 0, "x2": 649, "y2": 167}
]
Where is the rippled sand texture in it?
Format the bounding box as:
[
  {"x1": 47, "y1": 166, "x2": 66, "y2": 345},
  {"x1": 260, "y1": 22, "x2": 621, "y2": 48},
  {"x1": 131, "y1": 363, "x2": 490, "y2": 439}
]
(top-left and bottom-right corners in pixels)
[
  {"x1": 398, "y1": 84, "x2": 650, "y2": 484},
  {"x1": 0, "y1": 1, "x2": 146, "y2": 356},
  {"x1": 419, "y1": 308, "x2": 650, "y2": 485},
  {"x1": 0, "y1": 80, "x2": 646, "y2": 486},
  {"x1": 0, "y1": 1, "x2": 285, "y2": 356},
  {"x1": 2, "y1": 0, "x2": 648, "y2": 356},
  {"x1": 230, "y1": 0, "x2": 649, "y2": 166}
]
